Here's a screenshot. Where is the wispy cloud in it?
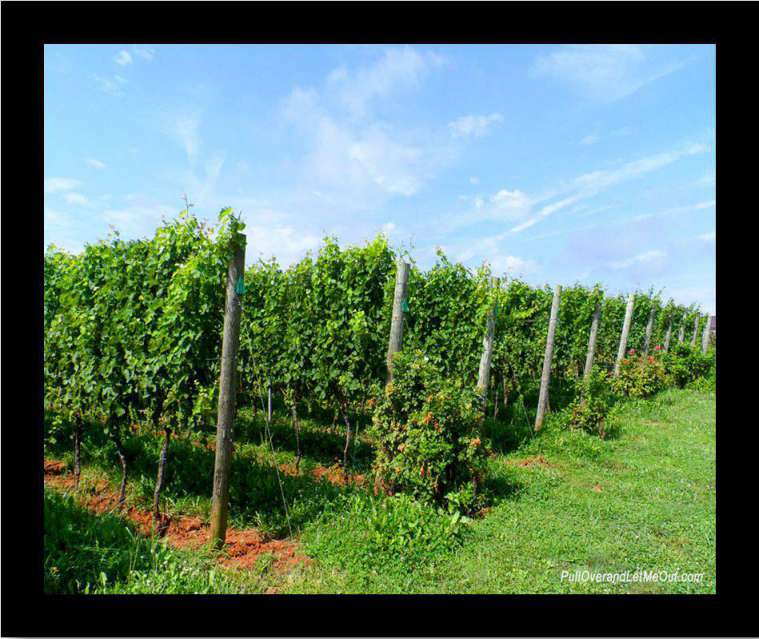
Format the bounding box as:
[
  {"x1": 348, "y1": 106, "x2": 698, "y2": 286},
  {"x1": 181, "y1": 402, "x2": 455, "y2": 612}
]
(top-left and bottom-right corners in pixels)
[
  {"x1": 610, "y1": 249, "x2": 666, "y2": 270},
  {"x1": 85, "y1": 158, "x2": 107, "y2": 170},
  {"x1": 510, "y1": 142, "x2": 711, "y2": 233},
  {"x1": 64, "y1": 192, "x2": 90, "y2": 206},
  {"x1": 93, "y1": 74, "x2": 127, "y2": 96},
  {"x1": 698, "y1": 230, "x2": 716, "y2": 243},
  {"x1": 327, "y1": 47, "x2": 446, "y2": 116},
  {"x1": 132, "y1": 46, "x2": 155, "y2": 61},
  {"x1": 166, "y1": 114, "x2": 201, "y2": 163},
  {"x1": 44, "y1": 177, "x2": 81, "y2": 193},
  {"x1": 448, "y1": 113, "x2": 503, "y2": 139},
  {"x1": 580, "y1": 133, "x2": 599, "y2": 146},
  {"x1": 530, "y1": 45, "x2": 686, "y2": 102},
  {"x1": 282, "y1": 53, "x2": 453, "y2": 209},
  {"x1": 114, "y1": 50, "x2": 133, "y2": 66}
]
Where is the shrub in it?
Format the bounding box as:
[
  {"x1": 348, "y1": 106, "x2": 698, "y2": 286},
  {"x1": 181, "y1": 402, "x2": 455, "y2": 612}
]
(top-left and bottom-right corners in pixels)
[
  {"x1": 370, "y1": 349, "x2": 488, "y2": 514},
  {"x1": 662, "y1": 343, "x2": 714, "y2": 389},
  {"x1": 564, "y1": 369, "x2": 617, "y2": 438},
  {"x1": 612, "y1": 349, "x2": 667, "y2": 399}
]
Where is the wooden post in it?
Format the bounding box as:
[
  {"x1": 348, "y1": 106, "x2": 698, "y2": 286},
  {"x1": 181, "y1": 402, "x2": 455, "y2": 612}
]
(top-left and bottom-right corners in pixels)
[
  {"x1": 477, "y1": 277, "x2": 498, "y2": 411},
  {"x1": 663, "y1": 319, "x2": 673, "y2": 352},
  {"x1": 210, "y1": 233, "x2": 246, "y2": 549},
  {"x1": 613, "y1": 293, "x2": 635, "y2": 377},
  {"x1": 701, "y1": 314, "x2": 712, "y2": 354},
  {"x1": 583, "y1": 301, "x2": 602, "y2": 380},
  {"x1": 386, "y1": 259, "x2": 410, "y2": 384},
  {"x1": 535, "y1": 285, "x2": 561, "y2": 432},
  {"x1": 678, "y1": 312, "x2": 687, "y2": 344},
  {"x1": 690, "y1": 314, "x2": 699, "y2": 348},
  {"x1": 642, "y1": 306, "x2": 656, "y2": 356}
]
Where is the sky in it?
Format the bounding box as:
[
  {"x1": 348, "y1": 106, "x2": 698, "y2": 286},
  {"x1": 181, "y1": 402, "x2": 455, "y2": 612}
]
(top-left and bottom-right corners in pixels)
[{"x1": 44, "y1": 44, "x2": 716, "y2": 313}]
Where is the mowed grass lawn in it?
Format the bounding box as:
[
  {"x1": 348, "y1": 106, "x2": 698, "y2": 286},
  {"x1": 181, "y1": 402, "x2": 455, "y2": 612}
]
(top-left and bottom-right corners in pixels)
[
  {"x1": 286, "y1": 388, "x2": 716, "y2": 593},
  {"x1": 44, "y1": 388, "x2": 715, "y2": 594}
]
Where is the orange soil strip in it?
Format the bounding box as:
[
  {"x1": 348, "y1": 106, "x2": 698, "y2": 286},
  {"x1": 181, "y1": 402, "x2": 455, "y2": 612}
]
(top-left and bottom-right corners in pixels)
[{"x1": 43, "y1": 459, "x2": 310, "y2": 575}]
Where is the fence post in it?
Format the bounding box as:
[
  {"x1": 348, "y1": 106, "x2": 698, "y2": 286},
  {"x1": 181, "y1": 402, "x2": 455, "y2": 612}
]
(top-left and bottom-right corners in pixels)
[
  {"x1": 614, "y1": 293, "x2": 635, "y2": 377},
  {"x1": 701, "y1": 314, "x2": 712, "y2": 354},
  {"x1": 477, "y1": 277, "x2": 499, "y2": 411},
  {"x1": 663, "y1": 319, "x2": 673, "y2": 352},
  {"x1": 642, "y1": 306, "x2": 656, "y2": 356},
  {"x1": 386, "y1": 259, "x2": 410, "y2": 384},
  {"x1": 535, "y1": 285, "x2": 561, "y2": 432},
  {"x1": 690, "y1": 314, "x2": 699, "y2": 348},
  {"x1": 583, "y1": 301, "x2": 602, "y2": 380},
  {"x1": 210, "y1": 233, "x2": 246, "y2": 549}
]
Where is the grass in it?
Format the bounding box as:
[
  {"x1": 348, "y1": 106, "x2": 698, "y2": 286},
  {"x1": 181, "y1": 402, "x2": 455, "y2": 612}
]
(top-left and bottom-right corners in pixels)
[{"x1": 44, "y1": 387, "x2": 715, "y2": 594}]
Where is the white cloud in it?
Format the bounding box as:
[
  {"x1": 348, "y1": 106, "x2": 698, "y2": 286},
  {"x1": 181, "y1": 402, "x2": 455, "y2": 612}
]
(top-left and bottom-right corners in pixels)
[
  {"x1": 114, "y1": 50, "x2": 133, "y2": 66},
  {"x1": 85, "y1": 158, "x2": 107, "y2": 170},
  {"x1": 101, "y1": 203, "x2": 176, "y2": 239},
  {"x1": 245, "y1": 224, "x2": 321, "y2": 267},
  {"x1": 132, "y1": 46, "x2": 155, "y2": 61},
  {"x1": 610, "y1": 249, "x2": 667, "y2": 270},
  {"x1": 469, "y1": 176, "x2": 480, "y2": 185},
  {"x1": 489, "y1": 254, "x2": 538, "y2": 277},
  {"x1": 509, "y1": 142, "x2": 711, "y2": 233},
  {"x1": 44, "y1": 206, "x2": 71, "y2": 227},
  {"x1": 328, "y1": 46, "x2": 446, "y2": 116},
  {"x1": 382, "y1": 222, "x2": 396, "y2": 236},
  {"x1": 44, "y1": 177, "x2": 81, "y2": 193},
  {"x1": 448, "y1": 113, "x2": 503, "y2": 139},
  {"x1": 167, "y1": 114, "x2": 201, "y2": 162},
  {"x1": 698, "y1": 230, "x2": 716, "y2": 243},
  {"x1": 64, "y1": 192, "x2": 90, "y2": 206},
  {"x1": 93, "y1": 74, "x2": 127, "y2": 96},
  {"x1": 490, "y1": 188, "x2": 530, "y2": 216},
  {"x1": 530, "y1": 45, "x2": 686, "y2": 102},
  {"x1": 580, "y1": 134, "x2": 599, "y2": 146},
  {"x1": 282, "y1": 86, "x2": 437, "y2": 204}
]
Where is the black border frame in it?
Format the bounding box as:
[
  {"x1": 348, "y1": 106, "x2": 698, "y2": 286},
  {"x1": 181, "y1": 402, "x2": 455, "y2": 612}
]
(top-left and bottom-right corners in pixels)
[{"x1": 1, "y1": 2, "x2": 751, "y2": 636}]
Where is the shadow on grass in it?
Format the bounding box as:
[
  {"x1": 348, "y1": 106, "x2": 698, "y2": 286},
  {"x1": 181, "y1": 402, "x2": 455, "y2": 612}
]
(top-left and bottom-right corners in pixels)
[{"x1": 235, "y1": 407, "x2": 375, "y2": 472}]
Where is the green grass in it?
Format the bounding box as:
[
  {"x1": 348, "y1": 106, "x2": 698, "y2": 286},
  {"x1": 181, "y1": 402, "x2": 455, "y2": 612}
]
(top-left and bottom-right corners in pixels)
[
  {"x1": 44, "y1": 387, "x2": 715, "y2": 594},
  {"x1": 284, "y1": 388, "x2": 716, "y2": 593}
]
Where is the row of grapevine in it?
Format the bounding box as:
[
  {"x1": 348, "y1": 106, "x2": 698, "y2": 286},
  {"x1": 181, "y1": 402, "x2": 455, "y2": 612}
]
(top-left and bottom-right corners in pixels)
[
  {"x1": 44, "y1": 210, "x2": 242, "y2": 519},
  {"x1": 44, "y1": 210, "x2": 712, "y2": 524}
]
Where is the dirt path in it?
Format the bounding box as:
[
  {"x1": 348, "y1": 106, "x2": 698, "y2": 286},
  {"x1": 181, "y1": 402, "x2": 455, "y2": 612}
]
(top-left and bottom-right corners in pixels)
[{"x1": 43, "y1": 459, "x2": 311, "y2": 575}]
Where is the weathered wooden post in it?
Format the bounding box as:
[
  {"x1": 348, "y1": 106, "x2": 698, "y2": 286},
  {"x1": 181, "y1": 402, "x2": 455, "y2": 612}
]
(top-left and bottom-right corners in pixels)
[
  {"x1": 678, "y1": 312, "x2": 687, "y2": 344},
  {"x1": 210, "y1": 232, "x2": 246, "y2": 549},
  {"x1": 663, "y1": 318, "x2": 673, "y2": 352},
  {"x1": 690, "y1": 314, "x2": 699, "y2": 348},
  {"x1": 642, "y1": 306, "x2": 656, "y2": 356},
  {"x1": 583, "y1": 300, "x2": 602, "y2": 380},
  {"x1": 386, "y1": 259, "x2": 410, "y2": 384},
  {"x1": 535, "y1": 285, "x2": 561, "y2": 432},
  {"x1": 701, "y1": 314, "x2": 712, "y2": 354},
  {"x1": 477, "y1": 277, "x2": 499, "y2": 411},
  {"x1": 613, "y1": 293, "x2": 635, "y2": 377}
]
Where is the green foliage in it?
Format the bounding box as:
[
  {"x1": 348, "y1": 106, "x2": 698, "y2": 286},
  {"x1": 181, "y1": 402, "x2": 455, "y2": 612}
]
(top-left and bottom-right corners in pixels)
[
  {"x1": 662, "y1": 343, "x2": 715, "y2": 389},
  {"x1": 612, "y1": 350, "x2": 668, "y2": 398},
  {"x1": 371, "y1": 349, "x2": 488, "y2": 513},
  {"x1": 564, "y1": 369, "x2": 618, "y2": 438}
]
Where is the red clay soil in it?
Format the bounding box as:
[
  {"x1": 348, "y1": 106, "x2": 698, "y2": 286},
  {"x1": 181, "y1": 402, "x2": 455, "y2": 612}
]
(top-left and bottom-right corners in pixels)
[
  {"x1": 279, "y1": 461, "x2": 367, "y2": 488},
  {"x1": 43, "y1": 459, "x2": 310, "y2": 575}
]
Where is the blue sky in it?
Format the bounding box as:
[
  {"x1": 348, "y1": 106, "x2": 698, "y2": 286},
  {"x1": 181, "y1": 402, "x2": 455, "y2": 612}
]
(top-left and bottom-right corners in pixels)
[{"x1": 44, "y1": 44, "x2": 716, "y2": 313}]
